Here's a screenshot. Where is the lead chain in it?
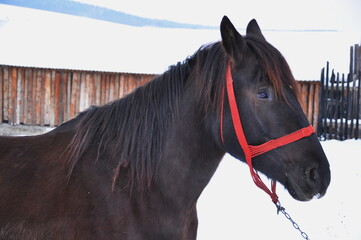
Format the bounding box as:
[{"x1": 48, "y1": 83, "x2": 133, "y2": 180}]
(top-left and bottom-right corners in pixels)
[{"x1": 275, "y1": 201, "x2": 310, "y2": 240}]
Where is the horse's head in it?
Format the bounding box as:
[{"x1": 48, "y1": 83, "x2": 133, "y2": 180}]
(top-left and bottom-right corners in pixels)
[{"x1": 219, "y1": 17, "x2": 330, "y2": 201}]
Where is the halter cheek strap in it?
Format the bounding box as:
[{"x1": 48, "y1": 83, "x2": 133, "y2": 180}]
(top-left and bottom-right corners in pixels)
[{"x1": 220, "y1": 61, "x2": 315, "y2": 204}]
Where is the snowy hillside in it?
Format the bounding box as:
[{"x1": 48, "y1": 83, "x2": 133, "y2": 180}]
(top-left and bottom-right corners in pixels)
[{"x1": 1, "y1": 4, "x2": 360, "y2": 80}]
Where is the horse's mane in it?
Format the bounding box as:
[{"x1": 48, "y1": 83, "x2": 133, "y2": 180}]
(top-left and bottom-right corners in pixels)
[
  {"x1": 66, "y1": 42, "x2": 227, "y2": 191},
  {"x1": 66, "y1": 37, "x2": 298, "y2": 191}
]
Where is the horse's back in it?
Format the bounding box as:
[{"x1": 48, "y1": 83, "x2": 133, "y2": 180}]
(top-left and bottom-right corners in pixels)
[
  {"x1": 0, "y1": 127, "x2": 73, "y2": 173},
  {"x1": 0, "y1": 126, "x2": 79, "y2": 239}
]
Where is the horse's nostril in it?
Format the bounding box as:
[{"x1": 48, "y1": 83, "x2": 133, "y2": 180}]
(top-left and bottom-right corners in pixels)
[
  {"x1": 309, "y1": 168, "x2": 319, "y2": 182},
  {"x1": 306, "y1": 167, "x2": 320, "y2": 189}
]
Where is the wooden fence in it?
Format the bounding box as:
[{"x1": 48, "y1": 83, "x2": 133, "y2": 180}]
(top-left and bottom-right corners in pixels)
[
  {"x1": 317, "y1": 44, "x2": 361, "y2": 140},
  {"x1": 0, "y1": 65, "x2": 155, "y2": 126},
  {"x1": 1, "y1": 65, "x2": 320, "y2": 128},
  {"x1": 318, "y1": 62, "x2": 360, "y2": 140}
]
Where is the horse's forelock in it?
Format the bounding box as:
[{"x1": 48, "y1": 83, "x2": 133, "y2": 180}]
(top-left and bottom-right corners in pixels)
[{"x1": 245, "y1": 36, "x2": 300, "y2": 102}]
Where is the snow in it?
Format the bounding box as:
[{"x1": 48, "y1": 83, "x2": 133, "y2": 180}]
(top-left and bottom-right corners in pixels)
[
  {"x1": 326, "y1": 118, "x2": 361, "y2": 125},
  {"x1": 0, "y1": 4, "x2": 360, "y2": 80},
  {"x1": 197, "y1": 139, "x2": 361, "y2": 240},
  {"x1": 0, "y1": 4, "x2": 219, "y2": 74}
]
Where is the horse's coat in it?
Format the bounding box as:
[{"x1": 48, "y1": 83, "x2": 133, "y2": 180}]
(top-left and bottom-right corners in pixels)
[{"x1": 0, "y1": 17, "x2": 330, "y2": 239}]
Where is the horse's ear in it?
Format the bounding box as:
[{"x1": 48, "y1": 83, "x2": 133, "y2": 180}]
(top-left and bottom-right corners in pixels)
[
  {"x1": 220, "y1": 16, "x2": 246, "y2": 62},
  {"x1": 246, "y1": 19, "x2": 266, "y2": 41}
]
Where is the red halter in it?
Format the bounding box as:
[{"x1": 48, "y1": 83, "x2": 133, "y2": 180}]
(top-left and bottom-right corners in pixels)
[{"x1": 220, "y1": 61, "x2": 315, "y2": 204}]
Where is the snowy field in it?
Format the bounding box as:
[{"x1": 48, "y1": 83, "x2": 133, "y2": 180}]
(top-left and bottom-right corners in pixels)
[{"x1": 198, "y1": 139, "x2": 361, "y2": 240}]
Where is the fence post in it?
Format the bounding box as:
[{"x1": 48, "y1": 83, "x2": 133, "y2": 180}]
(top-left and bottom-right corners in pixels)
[
  {"x1": 356, "y1": 70, "x2": 360, "y2": 139},
  {"x1": 340, "y1": 74, "x2": 345, "y2": 140},
  {"x1": 318, "y1": 67, "x2": 325, "y2": 139}
]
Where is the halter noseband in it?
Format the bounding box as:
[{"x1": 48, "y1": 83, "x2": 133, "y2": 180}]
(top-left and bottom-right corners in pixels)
[{"x1": 220, "y1": 61, "x2": 315, "y2": 204}]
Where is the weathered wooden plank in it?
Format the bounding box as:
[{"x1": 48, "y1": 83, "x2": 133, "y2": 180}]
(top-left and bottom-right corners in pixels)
[
  {"x1": 130, "y1": 75, "x2": 137, "y2": 93},
  {"x1": 113, "y1": 74, "x2": 120, "y2": 101},
  {"x1": 16, "y1": 68, "x2": 24, "y2": 125},
  {"x1": 75, "y1": 72, "x2": 81, "y2": 116},
  {"x1": 125, "y1": 74, "x2": 131, "y2": 96},
  {"x1": 122, "y1": 74, "x2": 128, "y2": 96},
  {"x1": 79, "y1": 73, "x2": 86, "y2": 112},
  {"x1": 89, "y1": 73, "x2": 96, "y2": 106},
  {"x1": 54, "y1": 72, "x2": 61, "y2": 126},
  {"x1": 67, "y1": 72, "x2": 72, "y2": 122},
  {"x1": 49, "y1": 70, "x2": 56, "y2": 126},
  {"x1": 22, "y1": 69, "x2": 27, "y2": 124},
  {"x1": 106, "y1": 74, "x2": 111, "y2": 103},
  {"x1": 4, "y1": 67, "x2": 11, "y2": 123},
  {"x1": 94, "y1": 73, "x2": 101, "y2": 106},
  {"x1": 39, "y1": 69, "x2": 46, "y2": 126},
  {"x1": 300, "y1": 83, "x2": 308, "y2": 116},
  {"x1": 58, "y1": 72, "x2": 64, "y2": 124},
  {"x1": 307, "y1": 83, "x2": 315, "y2": 125},
  {"x1": 313, "y1": 82, "x2": 320, "y2": 131},
  {"x1": 43, "y1": 70, "x2": 51, "y2": 125},
  {"x1": 84, "y1": 73, "x2": 91, "y2": 110},
  {"x1": 109, "y1": 74, "x2": 115, "y2": 102},
  {"x1": 102, "y1": 74, "x2": 108, "y2": 104},
  {"x1": 88, "y1": 73, "x2": 94, "y2": 106},
  {"x1": 118, "y1": 74, "x2": 125, "y2": 98},
  {"x1": 100, "y1": 74, "x2": 106, "y2": 105},
  {"x1": 62, "y1": 71, "x2": 72, "y2": 123},
  {"x1": 20, "y1": 68, "x2": 26, "y2": 124},
  {"x1": 24, "y1": 69, "x2": 32, "y2": 125},
  {"x1": 35, "y1": 69, "x2": 42, "y2": 125},
  {"x1": 5, "y1": 67, "x2": 11, "y2": 123},
  {"x1": 70, "y1": 72, "x2": 80, "y2": 119},
  {"x1": 30, "y1": 69, "x2": 36, "y2": 125},
  {"x1": 58, "y1": 72, "x2": 64, "y2": 125},
  {"x1": 60, "y1": 72, "x2": 68, "y2": 124},
  {"x1": 10, "y1": 67, "x2": 18, "y2": 125}
]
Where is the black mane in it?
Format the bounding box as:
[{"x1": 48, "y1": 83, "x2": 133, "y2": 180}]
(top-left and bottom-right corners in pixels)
[{"x1": 66, "y1": 42, "x2": 227, "y2": 191}]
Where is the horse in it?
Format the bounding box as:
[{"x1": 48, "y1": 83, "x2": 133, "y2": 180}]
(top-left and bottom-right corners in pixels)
[{"x1": 0, "y1": 16, "x2": 330, "y2": 239}]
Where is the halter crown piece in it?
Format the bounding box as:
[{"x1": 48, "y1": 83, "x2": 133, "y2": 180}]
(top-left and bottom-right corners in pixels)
[{"x1": 220, "y1": 61, "x2": 315, "y2": 204}]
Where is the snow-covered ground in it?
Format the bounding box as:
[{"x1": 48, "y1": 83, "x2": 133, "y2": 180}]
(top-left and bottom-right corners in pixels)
[{"x1": 198, "y1": 139, "x2": 361, "y2": 240}]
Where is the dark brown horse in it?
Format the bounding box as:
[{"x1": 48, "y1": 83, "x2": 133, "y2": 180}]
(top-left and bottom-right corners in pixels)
[{"x1": 0, "y1": 17, "x2": 330, "y2": 239}]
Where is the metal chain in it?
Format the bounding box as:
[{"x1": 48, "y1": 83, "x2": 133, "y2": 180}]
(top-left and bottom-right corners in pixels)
[{"x1": 275, "y1": 201, "x2": 310, "y2": 240}]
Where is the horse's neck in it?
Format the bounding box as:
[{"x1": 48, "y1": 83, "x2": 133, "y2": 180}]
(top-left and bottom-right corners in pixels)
[{"x1": 155, "y1": 87, "x2": 224, "y2": 208}]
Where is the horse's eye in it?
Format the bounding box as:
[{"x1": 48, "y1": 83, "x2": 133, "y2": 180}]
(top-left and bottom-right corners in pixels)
[{"x1": 257, "y1": 90, "x2": 269, "y2": 99}]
